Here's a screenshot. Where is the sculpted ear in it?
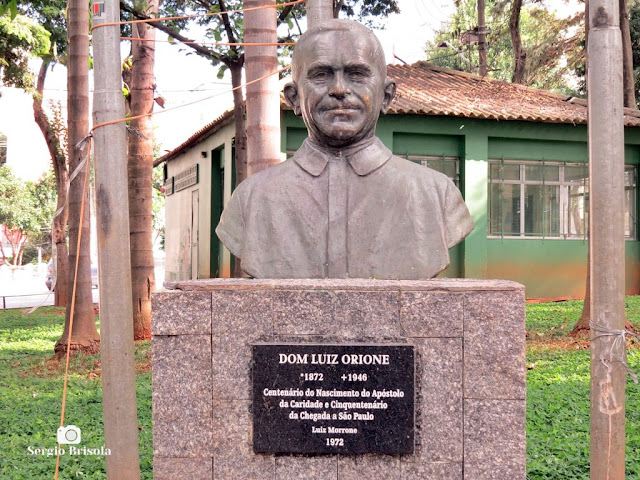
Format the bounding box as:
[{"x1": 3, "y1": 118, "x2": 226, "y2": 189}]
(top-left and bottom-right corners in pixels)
[
  {"x1": 284, "y1": 82, "x2": 301, "y2": 116},
  {"x1": 380, "y1": 79, "x2": 396, "y2": 114}
]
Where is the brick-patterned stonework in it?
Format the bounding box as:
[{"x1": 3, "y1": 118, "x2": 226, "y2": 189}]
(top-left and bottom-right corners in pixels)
[{"x1": 152, "y1": 278, "x2": 525, "y2": 480}]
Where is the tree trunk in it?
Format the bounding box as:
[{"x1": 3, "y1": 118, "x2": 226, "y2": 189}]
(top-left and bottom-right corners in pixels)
[
  {"x1": 620, "y1": 0, "x2": 636, "y2": 108},
  {"x1": 576, "y1": 0, "x2": 591, "y2": 334},
  {"x1": 16, "y1": 235, "x2": 26, "y2": 265},
  {"x1": 229, "y1": 60, "x2": 247, "y2": 278},
  {"x1": 33, "y1": 60, "x2": 69, "y2": 306},
  {"x1": 509, "y1": 0, "x2": 526, "y2": 84},
  {"x1": 245, "y1": 0, "x2": 280, "y2": 177},
  {"x1": 55, "y1": 0, "x2": 99, "y2": 357},
  {"x1": 477, "y1": 0, "x2": 487, "y2": 77},
  {"x1": 128, "y1": 0, "x2": 158, "y2": 341},
  {"x1": 572, "y1": 250, "x2": 591, "y2": 335}
]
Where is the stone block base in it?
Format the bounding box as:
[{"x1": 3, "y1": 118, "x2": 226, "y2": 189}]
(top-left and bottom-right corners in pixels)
[{"x1": 152, "y1": 278, "x2": 525, "y2": 479}]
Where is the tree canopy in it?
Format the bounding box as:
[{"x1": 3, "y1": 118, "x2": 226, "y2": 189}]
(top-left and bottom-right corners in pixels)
[
  {"x1": 0, "y1": 13, "x2": 50, "y2": 89},
  {"x1": 425, "y1": 0, "x2": 583, "y2": 94},
  {"x1": 0, "y1": 165, "x2": 55, "y2": 265}
]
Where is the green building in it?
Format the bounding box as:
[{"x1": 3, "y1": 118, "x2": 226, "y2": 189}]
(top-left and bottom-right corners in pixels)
[{"x1": 158, "y1": 62, "x2": 640, "y2": 299}]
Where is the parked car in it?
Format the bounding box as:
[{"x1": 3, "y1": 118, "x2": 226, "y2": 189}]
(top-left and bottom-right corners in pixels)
[{"x1": 46, "y1": 259, "x2": 98, "y2": 291}]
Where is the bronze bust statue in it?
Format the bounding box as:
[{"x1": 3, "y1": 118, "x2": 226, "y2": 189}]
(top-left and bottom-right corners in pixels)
[{"x1": 216, "y1": 19, "x2": 473, "y2": 279}]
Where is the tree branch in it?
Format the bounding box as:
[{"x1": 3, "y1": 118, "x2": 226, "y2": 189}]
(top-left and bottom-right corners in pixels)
[
  {"x1": 119, "y1": 1, "x2": 225, "y2": 64},
  {"x1": 215, "y1": 0, "x2": 236, "y2": 44},
  {"x1": 278, "y1": 4, "x2": 294, "y2": 22}
]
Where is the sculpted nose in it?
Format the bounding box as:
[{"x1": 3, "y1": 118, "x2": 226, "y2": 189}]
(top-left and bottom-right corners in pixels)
[{"x1": 328, "y1": 72, "x2": 348, "y2": 98}]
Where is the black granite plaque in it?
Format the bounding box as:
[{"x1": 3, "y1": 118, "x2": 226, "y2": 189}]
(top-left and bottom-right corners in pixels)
[{"x1": 252, "y1": 343, "x2": 414, "y2": 454}]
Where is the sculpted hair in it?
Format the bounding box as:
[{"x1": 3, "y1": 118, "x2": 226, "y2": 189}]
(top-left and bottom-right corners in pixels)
[{"x1": 291, "y1": 19, "x2": 387, "y2": 81}]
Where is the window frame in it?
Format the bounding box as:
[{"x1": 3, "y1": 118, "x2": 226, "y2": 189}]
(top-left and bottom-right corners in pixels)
[
  {"x1": 488, "y1": 159, "x2": 638, "y2": 240},
  {"x1": 404, "y1": 154, "x2": 461, "y2": 187}
]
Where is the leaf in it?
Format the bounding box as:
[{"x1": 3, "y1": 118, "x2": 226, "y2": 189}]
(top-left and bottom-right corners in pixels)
[
  {"x1": 217, "y1": 64, "x2": 227, "y2": 79},
  {"x1": 0, "y1": 0, "x2": 18, "y2": 19}
]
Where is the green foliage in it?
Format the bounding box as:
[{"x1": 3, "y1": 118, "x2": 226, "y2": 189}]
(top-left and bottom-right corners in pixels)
[
  {"x1": 0, "y1": 165, "x2": 41, "y2": 238},
  {"x1": 526, "y1": 348, "x2": 640, "y2": 479},
  {"x1": 18, "y1": 0, "x2": 67, "y2": 60},
  {"x1": 0, "y1": 12, "x2": 50, "y2": 90},
  {"x1": 0, "y1": 0, "x2": 18, "y2": 19},
  {"x1": 629, "y1": 0, "x2": 640, "y2": 106},
  {"x1": 137, "y1": 0, "x2": 400, "y2": 70},
  {"x1": 525, "y1": 297, "x2": 640, "y2": 479},
  {"x1": 24, "y1": 169, "x2": 57, "y2": 257},
  {"x1": 0, "y1": 131, "x2": 6, "y2": 164},
  {"x1": 526, "y1": 296, "x2": 640, "y2": 339},
  {"x1": 526, "y1": 299, "x2": 583, "y2": 338},
  {"x1": 336, "y1": 0, "x2": 399, "y2": 29},
  {"x1": 0, "y1": 308, "x2": 152, "y2": 479},
  {"x1": 30, "y1": 169, "x2": 57, "y2": 228},
  {"x1": 425, "y1": 0, "x2": 583, "y2": 94},
  {"x1": 0, "y1": 165, "x2": 56, "y2": 264}
]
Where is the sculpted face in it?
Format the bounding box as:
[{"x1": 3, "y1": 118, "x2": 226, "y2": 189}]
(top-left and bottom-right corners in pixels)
[{"x1": 285, "y1": 27, "x2": 396, "y2": 148}]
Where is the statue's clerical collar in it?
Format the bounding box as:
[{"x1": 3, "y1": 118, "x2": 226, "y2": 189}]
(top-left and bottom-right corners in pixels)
[{"x1": 294, "y1": 136, "x2": 393, "y2": 177}]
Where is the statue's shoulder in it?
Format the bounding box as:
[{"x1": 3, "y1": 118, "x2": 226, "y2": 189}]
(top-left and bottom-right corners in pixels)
[
  {"x1": 388, "y1": 154, "x2": 453, "y2": 188},
  {"x1": 232, "y1": 157, "x2": 299, "y2": 202}
]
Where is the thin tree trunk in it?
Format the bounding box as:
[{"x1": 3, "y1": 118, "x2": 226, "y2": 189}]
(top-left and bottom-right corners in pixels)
[
  {"x1": 33, "y1": 60, "x2": 69, "y2": 306},
  {"x1": 509, "y1": 0, "x2": 526, "y2": 84},
  {"x1": 333, "y1": 0, "x2": 344, "y2": 18},
  {"x1": 229, "y1": 61, "x2": 247, "y2": 278},
  {"x1": 478, "y1": 0, "x2": 488, "y2": 77},
  {"x1": 55, "y1": 0, "x2": 99, "y2": 357},
  {"x1": 17, "y1": 236, "x2": 26, "y2": 265},
  {"x1": 572, "y1": 254, "x2": 591, "y2": 335},
  {"x1": 128, "y1": 0, "x2": 158, "y2": 341},
  {"x1": 620, "y1": 0, "x2": 636, "y2": 108},
  {"x1": 576, "y1": 0, "x2": 591, "y2": 334}
]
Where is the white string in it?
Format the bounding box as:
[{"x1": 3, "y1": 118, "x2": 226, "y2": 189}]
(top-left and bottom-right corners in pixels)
[
  {"x1": 590, "y1": 321, "x2": 639, "y2": 383},
  {"x1": 24, "y1": 141, "x2": 90, "y2": 314}
]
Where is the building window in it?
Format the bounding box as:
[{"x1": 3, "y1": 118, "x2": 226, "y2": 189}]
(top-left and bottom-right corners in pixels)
[
  {"x1": 0, "y1": 133, "x2": 6, "y2": 165},
  {"x1": 488, "y1": 160, "x2": 637, "y2": 239},
  {"x1": 405, "y1": 155, "x2": 460, "y2": 187}
]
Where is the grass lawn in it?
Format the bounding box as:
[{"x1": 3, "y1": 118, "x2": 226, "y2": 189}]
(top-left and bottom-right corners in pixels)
[
  {"x1": 526, "y1": 298, "x2": 640, "y2": 479},
  {"x1": 0, "y1": 308, "x2": 152, "y2": 479},
  {"x1": 0, "y1": 299, "x2": 638, "y2": 479}
]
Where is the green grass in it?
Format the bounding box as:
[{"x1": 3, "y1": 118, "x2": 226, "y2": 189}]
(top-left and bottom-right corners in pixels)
[
  {"x1": 525, "y1": 295, "x2": 640, "y2": 339},
  {"x1": 525, "y1": 296, "x2": 640, "y2": 479},
  {"x1": 0, "y1": 307, "x2": 152, "y2": 479},
  {"x1": 1, "y1": 299, "x2": 639, "y2": 479},
  {"x1": 526, "y1": 349, "x2": 640, "y2": 479}
]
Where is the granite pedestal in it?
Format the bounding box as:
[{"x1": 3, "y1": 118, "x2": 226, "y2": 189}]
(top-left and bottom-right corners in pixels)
[{"x1": 152, "y1": 278, "x2": 526, "y2": 480}]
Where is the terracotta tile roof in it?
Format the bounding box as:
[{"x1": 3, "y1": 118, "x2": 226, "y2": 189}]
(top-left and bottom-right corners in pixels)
[
  {"x1": 155, "y1": 109, "x2": 235, "y2": 166},
  {"x1": 385, "y1": 62, "x2": 640, "y2": 126},
  {"x1": 158, "y1": 62, "x2": 640, "y2": 164}
]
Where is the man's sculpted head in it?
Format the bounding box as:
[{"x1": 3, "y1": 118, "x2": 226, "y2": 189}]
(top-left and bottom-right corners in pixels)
[{"x1": 284, "y1": 20, "x2": 397, "y2": 148}]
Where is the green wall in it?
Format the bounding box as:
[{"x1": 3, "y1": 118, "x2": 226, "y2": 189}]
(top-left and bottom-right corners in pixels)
[{"x1": 281, "y1": 111, "x2": 640, "y2": 298}]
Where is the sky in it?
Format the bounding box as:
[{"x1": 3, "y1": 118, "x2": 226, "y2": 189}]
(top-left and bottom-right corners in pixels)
[{"x1": 0, "y1": 0, "x2": 579, "y2": 181}]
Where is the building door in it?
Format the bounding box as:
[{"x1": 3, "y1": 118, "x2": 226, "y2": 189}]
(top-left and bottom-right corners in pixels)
[
  {"x1": 191, "y1": 190, "x2": 199, "y2": 280},
  {"x1": 211, "y1": 148, "x2": 224, "y2": 277}
]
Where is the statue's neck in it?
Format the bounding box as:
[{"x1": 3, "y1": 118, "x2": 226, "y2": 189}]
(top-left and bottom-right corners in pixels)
[{"x1": 307, "y1": 136, "x2": 377, "y2": 158}]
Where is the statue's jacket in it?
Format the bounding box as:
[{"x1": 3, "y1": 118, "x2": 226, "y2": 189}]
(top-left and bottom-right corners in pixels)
[{"x1": 216, "y1": 136, "x2": 474, "y2": 279}]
